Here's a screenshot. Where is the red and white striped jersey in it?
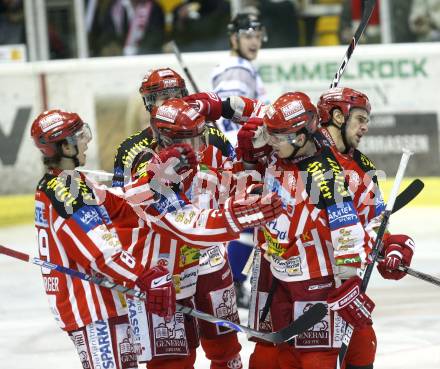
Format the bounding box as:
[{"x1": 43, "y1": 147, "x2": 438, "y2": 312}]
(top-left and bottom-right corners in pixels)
[
  {"x1": 112, "y1": 124, "x2": 246, "y2": 298},
  {"x1": 34, "y1": 170, "x2": 144, "y2": 332},
  {"x1": 315, "y1": 127, "x2": 385, "y2": 233},
  {"x1": 35, "y1": 170, "x2": 242, "y2": 330},
  {"x1": 258, "y1": 147, "x2": 375, "y2": 283}
]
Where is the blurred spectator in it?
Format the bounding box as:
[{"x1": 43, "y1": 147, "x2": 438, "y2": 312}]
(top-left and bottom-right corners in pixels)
[
  {"x1": 258, "y1": 0, "x2": 300, "y2": 48},
  {"x1": 88, "y1": 0, "x2": 165, "y2": 57},
  {"x1": 171, "y1": 0, "x2": 230, "y2": 51},
  {"x1": 409, "y1": 0, "x2": 440, "y2": 42},
  {"x1": 0, "y1": 0, "x2": 25, "y2": 45},
  {"x1": 390, "y1": 0, "x2": 417, "y2": 43},
  {"x1": 339, "y1": 0, "x2": 381, "y2": 44}
]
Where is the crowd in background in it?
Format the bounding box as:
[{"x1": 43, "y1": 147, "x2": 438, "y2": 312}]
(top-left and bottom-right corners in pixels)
[{"x1": 1, "y1": 0, "x2": 440, "y2": 60}]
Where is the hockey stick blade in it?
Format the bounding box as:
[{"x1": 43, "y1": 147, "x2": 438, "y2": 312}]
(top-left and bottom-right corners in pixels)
[
  {"x1": 391, "y1": 178, "x2": 424, "y2": 214},
  {"x1": 177, "y1": 302, "x2": 327, "y2": 344}
]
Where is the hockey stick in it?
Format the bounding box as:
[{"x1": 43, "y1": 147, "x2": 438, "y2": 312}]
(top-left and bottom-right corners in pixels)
[
  {"x1": 334, "y1": 149, "x2": 413, "y2": 369},
  {"x1": 259, "y1": 178, "x2": 424, "y2": 323},
  {"x1": 170, "y1": 40, "x2": 200, "y2": 94},
  {"x1": 396, "y1": 265, "x2": 440, "y2": 288},
  {"x1": 330, "y1": 0, "x2": 377, "y2": 88},
  {"x1": 170, "y1": 40, "x2": 221, "y2": 130},
  {"x1": 0, "y1": 244, "x2": 327, "y2": 344},
  {"x1": 376, "y1": 257, "x2": 440, "y2": 288}
]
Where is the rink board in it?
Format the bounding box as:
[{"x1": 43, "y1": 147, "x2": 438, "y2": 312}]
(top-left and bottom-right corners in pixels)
[
  {"x1": 0, "y1": 177, "x2": 439, "y2": 227},
  {"x1": 1, "y1": 43, "x2": 440, "y2": 194}
]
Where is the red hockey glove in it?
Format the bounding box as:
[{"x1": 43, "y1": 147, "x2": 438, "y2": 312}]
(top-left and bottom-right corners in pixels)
[
  {"x1": 377, "y1": 234, "x2": 415, "y2": 280},
  {"x1": 236, "y1": 118, "x2": 272, "y2": 163},
  {"x1": 135, "y1": 266, "x2": 176, "y2": 318},
  {"x1": 155, "y1": 143, "x2": 198, "y2": 175},
  {"x1": 224, "y1": 192, "x2": 283, "y2": 233},
  {"x1": 327, "y1": 276, "x2": 375, "y2": 329},
  {"x1": 183, "y1": 92, "x2": 223, "y2": 121}
]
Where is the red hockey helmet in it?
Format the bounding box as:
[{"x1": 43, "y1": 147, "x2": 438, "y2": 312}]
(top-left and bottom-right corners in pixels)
[
  {"x1": 264, "y1": 92, "x2": 318, "y2": 137},
  {"x1": 31, "y1": 109, "x2": 90, "y2": 157},
  {"x1": 150, "y1": 98, "x2": 208, "y2": 148},
  {"x1": 139, "y1": 68, "x2": 188, "y2": 112},
  {"x1": 317, "y1": 87, "x2": 371, "y2": 124}
]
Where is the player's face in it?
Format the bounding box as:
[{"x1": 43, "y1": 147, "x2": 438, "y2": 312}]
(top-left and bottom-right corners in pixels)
[
  {"x1": 234, "y1": 30, "x2": 263, "y2": 61},
  {"x1": 267, "y1": 132, "x2": 296, "y2": 158},
  {"x1": 74, "y1": 123, "x2": 92, "y2": 166},
  {"x1": 345, "y1": 108, "x2": 369, "y2": 149}
]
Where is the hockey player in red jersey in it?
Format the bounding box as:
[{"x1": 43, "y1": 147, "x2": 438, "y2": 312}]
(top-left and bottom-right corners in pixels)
[
  {"x1": 233, "y1": 92, "x2": 377, "y2": 369},
  {"x1": 31, "y1": 109, "x2": 176, "y2": 369},
  {"x1": 316, "y1": 87, "x2": 415, "y2": 283},
  {"x1": 113, "y1": 67, "x2": 237, "y2": 188},
  {"x1": 113, "y1": 96, "x2": 273, "y2": 369},
  {"x1": 316, "y1": 87, "x2": 416, "y2": 369},
  {"x1": 31, "y1": 108, "x2": 282, "y2": 369}
]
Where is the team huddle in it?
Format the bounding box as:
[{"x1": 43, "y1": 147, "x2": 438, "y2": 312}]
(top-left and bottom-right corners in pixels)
[{"x1": 29, "y1": 13, "x2": 415, "y2": 369}]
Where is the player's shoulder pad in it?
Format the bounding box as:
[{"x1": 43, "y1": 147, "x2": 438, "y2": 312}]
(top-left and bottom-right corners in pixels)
[
  {"x1": 113, "y1": 128, "x2": 156, "y2": 170},
  {"x1": 352, "y1": 149, "x2": 377, "y2": 172},
  {"x1": 39, "y1": 172, "x2": 99, "y2": 219},
  {"x1": 298, "y1": 146, "x2": 352, "y2": 208},
  {"x1": 206, "y1": 124, "x2": 236, "y2": 158}
]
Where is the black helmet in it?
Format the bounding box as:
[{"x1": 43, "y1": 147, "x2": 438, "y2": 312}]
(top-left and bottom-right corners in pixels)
[{"x1": 228, "y1": 13, "x2": 267, "y2": 41}]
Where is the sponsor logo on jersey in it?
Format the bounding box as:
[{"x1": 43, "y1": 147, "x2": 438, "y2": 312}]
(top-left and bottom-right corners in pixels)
[
  {"x1": 295, "y1": 301, "x2": 331, "y2": 348},
  {"x1": 126, "y1": 300, "x2": 147, "y2": 357},
  {"x1": 375, "y1": 195, "x2": 385, "y2": 216},
  {"x1": 327, "y1": 202, "x2": 359, "y2": 230},
  {"x1": 35, "y1": 200, "x2": 48, "y2": 227},
  {"x1": 335, "y1": 255, "x2": 362, "y2": 266},
  {"x1": 271, "y1": 255, "x2": 302, "y2": 276},
  {"x1": 179, "y1": 245, "x2": 200, "y2": 268},
  {"x1": 335, "y1": 228, "x2": 356, "y2": 251},
  {"x1": 266, "y1": 217, "x2": 288, "y2": 241},
  {"x1": 152, "y1": 312, "x2": 187, "y2": 356},
  {"x1": 89, "y1": 320, "x2": 116, "y2": 369},
  {"x1": 300, "y1": 231, "x2": 314, "y2": 247},
  {"x1": 73, "y1": 205, "x2": 103, "y2": 232},
  {"x1": 281, "y1": 100, "x2": 305, "y2": 121},
  {"x1": 262, "y1": 228, "x2": 283, "y2": 256}
]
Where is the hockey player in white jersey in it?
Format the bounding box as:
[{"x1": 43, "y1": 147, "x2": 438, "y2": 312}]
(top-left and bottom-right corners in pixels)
[
  {"x1": 211, "y1": 12, "x2": 268, "y2": 146},
  {"x1": 210, "y1": 12, "x2": 269, "y2": 307}
]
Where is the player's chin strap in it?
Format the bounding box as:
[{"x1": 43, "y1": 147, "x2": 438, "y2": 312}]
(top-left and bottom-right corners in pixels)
[
  {"x1": 327, "y1": 120, "x2": 350, "y2": 154},
  {"x1": 56, "y1": 139, "x2": 81, "y2": 168},
  {"x1": 287, "y1": 129, "x2": 310, "y2": 161}
]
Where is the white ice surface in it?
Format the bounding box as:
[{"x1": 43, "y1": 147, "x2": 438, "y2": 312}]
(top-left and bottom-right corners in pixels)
[{"x1": 0, "y1": 207, "x2": 439, "y2": 369}]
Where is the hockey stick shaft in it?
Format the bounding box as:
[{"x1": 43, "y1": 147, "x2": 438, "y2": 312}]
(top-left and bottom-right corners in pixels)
[
  {"x1": 398, "y1": 265, "x2": 440, "y2": 287},
  {"x1": 0, "y1": 244, "x2": 325, "y2": 343},
  {"x1": 171, "y1": 40, "x2": 200, "y2": 93},
  {"x1": 330, "y1": 0, "x2": 377, "y2": 88},
  {"x1": 335, "y1": 149, "x2": 413, "y2": 369},
  {"x1": 171, "y1": 40, "x2": 220, "y2": 130},
  {"x1": 375, "y1": 256, "x2": 440, "y2": 288}
]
